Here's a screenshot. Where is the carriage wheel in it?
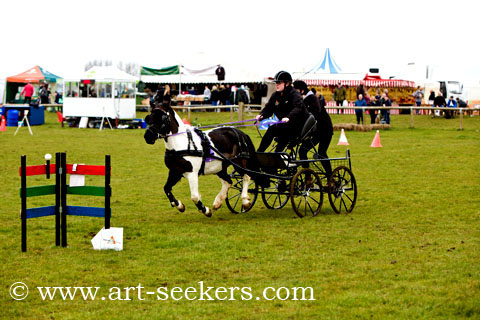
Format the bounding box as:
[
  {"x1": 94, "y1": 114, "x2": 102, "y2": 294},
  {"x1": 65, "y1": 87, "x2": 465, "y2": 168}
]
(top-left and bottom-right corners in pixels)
[
  {"x1": 261, "y1": 176, "x2": 290, "y2": 210},
  {"x1": 328, "y1": 166, "x2": 357, "y2": 214},
  {"x1": 290, "y1": 168, "x2": 323, "y2": 218},
  {"x1": 225, "y1": 170, "x2": 258, "y2": 214}
]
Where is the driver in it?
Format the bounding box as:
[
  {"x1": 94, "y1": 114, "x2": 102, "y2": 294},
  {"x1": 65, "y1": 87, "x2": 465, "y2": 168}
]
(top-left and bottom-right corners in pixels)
[{"x1": 255, "y1": 71, "x2": 309, "y2": 152}]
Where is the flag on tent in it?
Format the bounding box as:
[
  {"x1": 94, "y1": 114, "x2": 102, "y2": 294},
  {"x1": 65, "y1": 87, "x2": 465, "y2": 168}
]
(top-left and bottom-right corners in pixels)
[{"x1": 141, "y1": 65, "x2": 180, "y2": 76}]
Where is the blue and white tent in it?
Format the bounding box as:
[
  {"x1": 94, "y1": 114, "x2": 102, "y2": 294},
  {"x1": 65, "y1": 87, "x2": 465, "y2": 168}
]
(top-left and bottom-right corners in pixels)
[{"x1": 308, "y1": 48, "x2": 342, "y2": 74}]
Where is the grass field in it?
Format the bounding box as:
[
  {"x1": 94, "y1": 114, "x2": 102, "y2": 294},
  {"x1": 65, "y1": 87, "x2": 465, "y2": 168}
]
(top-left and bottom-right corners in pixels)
[{"x1": 1, "y1": 111, "x2": 479, "y2": 319}]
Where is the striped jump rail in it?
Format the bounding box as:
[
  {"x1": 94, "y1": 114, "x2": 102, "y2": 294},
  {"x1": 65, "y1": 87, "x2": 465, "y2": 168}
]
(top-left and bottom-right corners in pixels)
[{"x1": 19, "y1": 152, "x2": 111, "y2": 252}]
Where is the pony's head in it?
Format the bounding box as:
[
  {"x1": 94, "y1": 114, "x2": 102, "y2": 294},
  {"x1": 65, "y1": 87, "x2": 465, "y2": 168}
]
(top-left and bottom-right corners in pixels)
[{"x1": 144, "y1": 90, "x2": 178, "y2": 144}]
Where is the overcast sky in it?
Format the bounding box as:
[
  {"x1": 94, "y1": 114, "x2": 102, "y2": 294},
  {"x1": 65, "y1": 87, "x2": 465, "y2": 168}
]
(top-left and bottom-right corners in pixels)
[{"x1": 1, "y1": 0, "x2": 479, "y2": 82}]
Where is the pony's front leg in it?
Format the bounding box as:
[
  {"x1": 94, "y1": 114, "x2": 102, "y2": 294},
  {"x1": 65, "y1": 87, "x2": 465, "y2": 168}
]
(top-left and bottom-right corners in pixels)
[
  {"x1": 213, "y1": 177, "x2": 231, "y2": 211},
  {"x1": 241, "y1": 174, "x2": 252, "y2": 210},
  {"x1": 185, "y1": 172, "x2": 212, "y2": 217},
  {"x1": 164, "y1": 171, "x2": 185, "y2": 212}
]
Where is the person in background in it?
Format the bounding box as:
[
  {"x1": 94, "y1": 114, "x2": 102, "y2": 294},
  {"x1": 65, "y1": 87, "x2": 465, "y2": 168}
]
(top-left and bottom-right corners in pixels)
[
  {"x1": 354, "y1": 93, "x2": 367, "y2": 124},
  {"x1": 356, "y1": 81, "x2": 366, "y2": 99},
  {"x1": 368, "y1": 94, "x2": 379, "y2": 124},
  {"x1": 380, "y1": 93, "x2": 391, "y2": 124},
  {"x1": 293, "y1": 80, "x2": 333, "y2": 180},
  {"x1": 225, "y1": 84, "x2": 231, "y2": 105},
  {"x1": 428, "y1": 90, "x2": 436, "y2": 117},
  {"x1": 54, "y1": 91, "x2": 62, "y2": 104},
  {"x1": 163, "y1": 84, "x2": 171, "y2": 104},
  {"x1": 446, "y1": 95, "x2": 457, "y2": 118},
  {"x1": 218, "y1": 85, "x2": 226, "y2": 105},
  {"x1": 333, "y1": 82, "x2": 346, "y2": 114},
  {"x1": 20, "y1": 81, "x2": 34, "y2": 104},
  {"x1": 203, "y1": 85, "x2": 211, "y2": 104},
  {"x1": 433, "y1": 92, "x2": 446, "y2": 118},
  {"x1": 39, "y1": 83, "x2": 50, "y2": 104},
  {"x1": 211, "y1": 85, "x2": 220, "y2": 110},
  {"x1": 413, "y1": 86, "x2": 423, "y2": 115},
  {"x1": 456, "y1": 97, "x2": 469, "y2": 116},
  {"x1": 255, "y1": 71, "x2": 308, "y2": 152}
]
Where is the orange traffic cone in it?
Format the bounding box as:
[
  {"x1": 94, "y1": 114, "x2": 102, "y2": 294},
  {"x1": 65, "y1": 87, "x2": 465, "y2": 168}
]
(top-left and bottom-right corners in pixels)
[
  {"x1": 182, "y1": 118, "x2": 191, "y2": 125},
  {"x1": 370, "y1": 130, "x2": 383, "y2": 148},
  {"x1": 337, "y1": 128, "x2": 349, "y2": 145},
  {"x1": 56, "y1": 111, "x2": 64, "y2": 122},
  {"x1": 0, "y1": 115, "x2": 6, "y2": 132}
]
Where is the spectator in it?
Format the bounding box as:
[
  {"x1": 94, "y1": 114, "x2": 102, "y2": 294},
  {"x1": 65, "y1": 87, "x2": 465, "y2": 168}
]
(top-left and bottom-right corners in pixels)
[
  {"x1": 54, "y1": 91, "x2": 62, "y2": 104},
  {"x1": 240, "y1": 85, "x2": 250, "y2": 104},
  {"x1": 39, "y1": 83, "x2": 51, "y2": 104},
  {"x1": 413, "y1": 86, "x2": 423, "y2": 114},
  {"x1": 163, "y1": 85, "x2": 171, "y2": 105},
  {"x1": 368, "y1": 94, "x2": 379, "y2": 124},
  {"x1": 356, "y1": 81, "x2": 366, "y2": 99},
  {"x1": 428, "y1": 90, "x2": 436, "y2": 116},
  {"x1": 225, "y1": 84, "x2": 231, "y2": 105},
  {"x1": 20, "y1": 81, "x2": 34, "y2": 104},
  {"x1": 203, "y1": 85, "x2": 211, "y2": 104},
  {"x1": 446, "y1": 95, "x2": 457, "y2": 119},
  {"x1": 380, "y1": 93, "x2": 391, "y2": 124},
  {"x1": 235, "y1": 86, "x2": 249, "y2": 105},
  {"x1": 456, "y1": 97, "x2": 469, "y2": 116},
  {"x1": 211, "y1": 85, "x2": 220, "y2": 109},
  {"x1": 456, "y1": 97, "x2": 467, "y2": 108},
  {"x1": 433, "y1": 92, "x2": 446, "y2": 118},
  {"x1": 219, "y1": 85, "x2": 226, "y2": 105},
  {"x1": 333, "y1": 82, "x2": 346, "y2": 114},
  {"x1": 354, "y1": 94, "x2": 367, "y2": 124}
]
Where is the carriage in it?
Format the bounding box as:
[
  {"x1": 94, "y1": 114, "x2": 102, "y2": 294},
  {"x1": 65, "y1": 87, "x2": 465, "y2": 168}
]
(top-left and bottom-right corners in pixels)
[
  {"x1": 144, "y1": 95, "x2": 357, "y2": 218},
  {"x1": 225, "y1": 115, "x2": 357, "y2": 218}
]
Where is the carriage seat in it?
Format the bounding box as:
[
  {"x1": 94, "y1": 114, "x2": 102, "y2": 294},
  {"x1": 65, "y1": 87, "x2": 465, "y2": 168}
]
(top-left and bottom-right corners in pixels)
[{"x1": 299, "y1": 114, "x2": 317, "y2": 142}]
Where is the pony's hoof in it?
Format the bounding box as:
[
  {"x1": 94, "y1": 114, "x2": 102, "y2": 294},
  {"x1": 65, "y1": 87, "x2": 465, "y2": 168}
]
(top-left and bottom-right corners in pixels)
[
  {"x1": 242, "y1": 202, "x2": 251, "y2": 211},
  {"x1": 213, "y1": 202, "x2": 222, "y2": 211},
  {"x1": 175, "y1": 201, "x2": 185, "y2": 213},
  {"x1": 201, "y1": 207, "x2": 212, "y2": 218}
]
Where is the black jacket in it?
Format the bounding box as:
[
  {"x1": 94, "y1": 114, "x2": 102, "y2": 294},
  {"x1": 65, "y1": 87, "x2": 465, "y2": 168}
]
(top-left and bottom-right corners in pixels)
[
  {"x1": 260, "y1": 85, "x2": 308, "y2": 127},
  {"x1": 433, "y1": 96, "x2": 446, "y2": 107},
  {"x1": 304, "y1": 92, "x2": 333, "y2": 136}
]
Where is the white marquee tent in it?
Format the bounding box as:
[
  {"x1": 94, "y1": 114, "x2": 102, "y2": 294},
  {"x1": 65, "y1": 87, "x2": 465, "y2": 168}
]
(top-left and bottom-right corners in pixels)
[{"x1": 63, "y1": 66, "x2": 137, "y2": 119}]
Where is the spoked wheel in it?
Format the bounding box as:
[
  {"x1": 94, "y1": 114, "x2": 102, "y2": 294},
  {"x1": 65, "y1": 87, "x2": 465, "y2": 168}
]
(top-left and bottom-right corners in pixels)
[
  {"x1": 225, "y1": 169, "x2": 258, "y2": 214},
  {"x1": 328, "y1": 166, "x2": 357, "y2": 214},
  {"x1": 290, "y1": 168, "x2": 323, "y2": 218},
  {"x1": 261, "y1": 176, "x2": 290, "y2": 209}
]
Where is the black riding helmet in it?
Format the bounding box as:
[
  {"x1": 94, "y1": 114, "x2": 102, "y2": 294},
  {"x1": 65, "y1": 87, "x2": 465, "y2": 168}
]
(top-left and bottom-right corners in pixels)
[
  {"x1": 293, "y1": 80, "x2": 309, "y2": 94},
  {"x1": 273, "y1": 70, "x2": 292, "y2": 83}
]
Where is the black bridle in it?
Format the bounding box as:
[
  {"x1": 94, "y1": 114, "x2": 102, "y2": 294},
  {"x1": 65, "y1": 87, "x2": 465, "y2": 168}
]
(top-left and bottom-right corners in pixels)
[{"x1": 145, "y1": 108, "x2": 172, "y2": 141}]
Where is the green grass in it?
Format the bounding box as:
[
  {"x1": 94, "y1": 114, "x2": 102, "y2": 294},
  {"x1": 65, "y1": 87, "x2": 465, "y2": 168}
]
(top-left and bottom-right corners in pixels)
[{"x1": 1, "y1": 111, "x2": 479, "y2": 319}]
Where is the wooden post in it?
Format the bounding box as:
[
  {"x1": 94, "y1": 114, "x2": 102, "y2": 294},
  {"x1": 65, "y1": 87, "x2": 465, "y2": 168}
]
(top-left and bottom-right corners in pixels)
[
  {"x1": 238, "y1": 102, "x2": 244, "y2": 121},
  {"x1": 230, "y1": 105, "x2": 233, "y2": 122},
  {"x1": 410, "y1": 107, "x2": 414, "y2": 128},
  {"x1": 459, "y1": 108, "x2": 464, "y2": 130},
  {"x1": 187, "y1": 105, "x2": 191, "y2": 123}
]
